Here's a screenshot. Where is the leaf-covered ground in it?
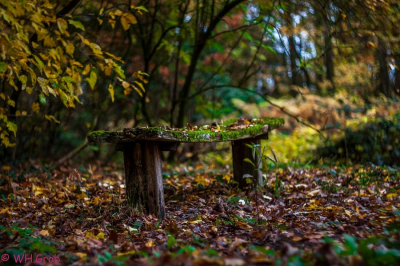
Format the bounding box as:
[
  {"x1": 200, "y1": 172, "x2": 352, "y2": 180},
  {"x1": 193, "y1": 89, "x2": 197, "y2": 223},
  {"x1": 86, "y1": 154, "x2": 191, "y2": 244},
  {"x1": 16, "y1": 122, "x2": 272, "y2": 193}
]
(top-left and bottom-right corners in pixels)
[{"x1": 1, "y1": 163, "x2": 400, "y2": 265}]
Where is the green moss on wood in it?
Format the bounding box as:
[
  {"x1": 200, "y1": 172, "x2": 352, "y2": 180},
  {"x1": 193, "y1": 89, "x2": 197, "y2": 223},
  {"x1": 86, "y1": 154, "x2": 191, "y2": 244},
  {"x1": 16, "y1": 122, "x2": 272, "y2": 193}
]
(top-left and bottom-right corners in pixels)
[{"x1": 87, "y1": 117, "x2": 284, "y2": 143}]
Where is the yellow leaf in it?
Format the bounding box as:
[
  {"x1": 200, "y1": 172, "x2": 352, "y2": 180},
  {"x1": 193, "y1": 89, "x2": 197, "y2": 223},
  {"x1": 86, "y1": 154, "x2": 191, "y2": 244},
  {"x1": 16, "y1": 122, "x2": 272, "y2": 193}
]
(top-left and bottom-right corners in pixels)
[
  {"x1": 367, "y1": 41, "x2": 377, "y2": 49},
  {"x1": 40, "y1": 230, "x2": 50, "y2": 236},
  {"x1": 74, "y1": 252, "x2": 87, "y2": 259},
  {"x1": 82, "y1": 64, "x2": 91, "y2": 75},
  {"x1": 2, "y1": 165, "x2": 11, "y2": 171},
  {"x1": 134, "y1": 81, "x2": 145, "y2": 92},
  {"x1": 194, "y1": 176, "x2": 207, "y2": 186},
  {"x1": 66, "y1": 42, "x2": 75, "y2": 57},
  {"x1": 124, "y1": 12, "x2": 137, "y2": 24},
  {"x1": 45, "y1": 115, "x2": 60, "y2": 123},
  {"x1": 387, "y1": 193, "x2": 397, "y2": 199},
  {"x1": 47, "y1": 86, "x2": 57, "y2": 97},
  {"x1": 28, "y1": 68, "x2": 37, "y2": 85},
  {"x1": 108, "y1": 19, "x2": 116, "y2": 29},
  {"x1": 104, "y1": 66, "x2": 112, "y2": 76},
  {"x1": 223, "y1": 175, "x2": 231, "y2": 183},
  {"x1": 85, "y1": 71, "x2": 97, "y2": 90},
  {"x1": 7, "y1": 98, "x2": 15, "y2": 107},
  {"x1": 189, "y1": 220, "x2": 202, "y2": 224},
  {"x1": 32, "y1": 103, "x2": 40, "y2": 113},
  {"x1": 44, "y1": 35, "x2": 57, "y2": 47},
  {"x1": 121, "y1": 13, "x2": 137, "y2": 30},
  {"x1": 122, "y1": 81, "x2": 130, "y2": 89},
  {"x1": 74, "y1": 84, "x2": 83, "y2": 97},
  {"x1": 114, "y1": 10, "x2": 123, "y2": 16},
  {"x1": 71, "y1": 61, "x2": 83, "y2": 67},
  {"x1": 145, "y1": 239, "x2": 155, "y2": 247},
  {"x1": 89, "y1": 43, "x2": 102, "y2": 55},
  {"x1": 68, "y1": 20, "x2": 85, "y2": 31},
  {"x1": 124, "y1": 87, "x2": 132, "y2": 95},
  {"x1": 108, "y1": 84, "x2": 114, "y2": 102},
  {"x1": 96, "y1": 232, "x2": 105, "y2": 240},
  {"x1": 121, "y1": 16, "x2": 130, "y2": 31},
  {"x1": 0, "y1": 93, "x2": 5, "y2": 100},
  {"x1": 32, "y1": 184, "x2": 45, "y2": 196},
  {"x1": 132, "y1": 85, "x2": 143, "y2": 97},
  {"x1": 33, "y1": 55, "x2": 45, "y2": 73},
  {"x1": 57, "y1": 18, "x2": 68, "y2": 34}
]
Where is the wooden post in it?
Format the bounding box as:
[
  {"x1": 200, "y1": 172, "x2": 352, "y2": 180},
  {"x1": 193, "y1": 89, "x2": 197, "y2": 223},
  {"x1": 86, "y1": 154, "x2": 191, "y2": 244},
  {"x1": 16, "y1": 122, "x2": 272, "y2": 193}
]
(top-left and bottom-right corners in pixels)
[
  {"x1": 232, "y1": 138, "x2": 263, "y2": 189},
  {"x1": 123, "y1": 142, "x2": 165, "y2": 219}
]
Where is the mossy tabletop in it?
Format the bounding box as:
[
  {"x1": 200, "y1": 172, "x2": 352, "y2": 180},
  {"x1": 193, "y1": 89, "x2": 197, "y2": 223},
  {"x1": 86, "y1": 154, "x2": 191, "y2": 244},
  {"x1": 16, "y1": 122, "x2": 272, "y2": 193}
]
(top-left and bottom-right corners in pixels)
[{"x1": 87, "y1": 117, "x2": 284, "y2": 143}]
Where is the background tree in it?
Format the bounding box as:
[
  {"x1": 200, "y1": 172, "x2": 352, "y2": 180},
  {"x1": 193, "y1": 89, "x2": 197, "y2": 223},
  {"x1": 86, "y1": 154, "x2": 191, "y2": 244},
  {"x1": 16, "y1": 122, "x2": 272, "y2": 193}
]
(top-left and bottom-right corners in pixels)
[{"x1": 1, "y1": 0, "x2": 399, "y2": 162}]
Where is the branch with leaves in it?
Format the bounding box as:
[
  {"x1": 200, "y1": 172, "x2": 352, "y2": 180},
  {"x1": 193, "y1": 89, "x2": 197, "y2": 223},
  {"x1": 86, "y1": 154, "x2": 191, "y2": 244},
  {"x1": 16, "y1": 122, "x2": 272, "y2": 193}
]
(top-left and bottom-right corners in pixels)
[{"x1": 0, "y1": 0, "x2": 147, "y2": 147}]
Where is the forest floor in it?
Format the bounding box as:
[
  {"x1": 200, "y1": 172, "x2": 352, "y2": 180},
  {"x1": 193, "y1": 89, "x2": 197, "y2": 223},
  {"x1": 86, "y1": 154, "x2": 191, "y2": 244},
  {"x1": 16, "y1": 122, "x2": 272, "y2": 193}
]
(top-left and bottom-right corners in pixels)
[{"x1": 0, "y1": 162, "x2": 400, "y2": 265}]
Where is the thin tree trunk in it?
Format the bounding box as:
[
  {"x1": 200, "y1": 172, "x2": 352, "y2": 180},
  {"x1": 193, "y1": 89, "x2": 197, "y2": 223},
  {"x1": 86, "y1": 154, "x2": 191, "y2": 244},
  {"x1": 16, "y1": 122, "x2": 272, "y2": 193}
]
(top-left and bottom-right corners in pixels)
[
  {"x1": 376, "y1": 39, "x2": 390, "y2": 97},
  {"x1": 288, "y1": 35, "x2": 300, "y2": 86},
  {"x1": 322, "y1": 2, "x2": 335, "y2": 92},
  {"x1": 395, "y1": 53, "x2": 400, "y2": 96},
  {"x1": 175, "y1": 0, "x2": 245, "y2": 128}
]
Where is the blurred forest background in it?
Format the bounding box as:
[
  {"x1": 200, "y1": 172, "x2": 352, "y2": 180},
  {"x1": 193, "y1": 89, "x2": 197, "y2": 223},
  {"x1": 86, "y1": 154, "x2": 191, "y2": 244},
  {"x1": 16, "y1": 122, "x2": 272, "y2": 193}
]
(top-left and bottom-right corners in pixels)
[{"x1": 1, "y1": 0, "x2": 399, "y2": 166}]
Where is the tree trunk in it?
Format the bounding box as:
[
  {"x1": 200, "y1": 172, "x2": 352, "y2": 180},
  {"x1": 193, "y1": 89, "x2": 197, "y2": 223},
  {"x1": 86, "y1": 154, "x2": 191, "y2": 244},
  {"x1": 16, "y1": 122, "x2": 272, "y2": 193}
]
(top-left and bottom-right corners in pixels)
[
  {"x1": 288, "y1": 35, "x2": 300, "y2": 87},
  {"x1": 376, "y1": 39, "x2": 390, "y2": 97},
  {"x1": 395, "y1": 53, "x2": 400, "y2": 96},
  {"x1": 322, "y1": 2, "x2": 335, "y2": 92},
  {"x1": 123, "y1": 142, "x2": 165, "y2": 219}
]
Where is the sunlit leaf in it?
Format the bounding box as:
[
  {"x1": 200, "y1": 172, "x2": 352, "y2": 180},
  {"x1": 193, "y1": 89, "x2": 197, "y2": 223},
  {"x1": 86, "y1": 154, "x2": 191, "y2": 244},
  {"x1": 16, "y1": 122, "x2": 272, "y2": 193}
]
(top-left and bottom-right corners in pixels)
[
  {"x1": 6, "y1": 121, "x2": 17, "y2": 137},
  {"x1": 86, "y1": 71, "x2": 97, "y2": 90},
  {"x1": 108, "y1": 84, "x2": 114, "y2": 102},
  {"x1": 18, "y1": 75, "x2": 28, "y2": 84},
  {"x1": 134, "y1": 81, "x2": 145, "y2": 92},
  {"x1": 243, "y1": 158, "x2": 255, "y2": 166},
  {"x1": 66, "y1": 42, "x2": 75, "y2": 57},
  {"x1": 45, "y1": 115, "x2": 60, "y2": 123},
  {"x1": 68, "y1": 20, "x2": 85, "y2": 31},
  {"x1": 0, "y1": 62, "x2": 7, "y2": 72},
  {"x1": 82, "y1": 64, "x2": 91, "y2": 75}
]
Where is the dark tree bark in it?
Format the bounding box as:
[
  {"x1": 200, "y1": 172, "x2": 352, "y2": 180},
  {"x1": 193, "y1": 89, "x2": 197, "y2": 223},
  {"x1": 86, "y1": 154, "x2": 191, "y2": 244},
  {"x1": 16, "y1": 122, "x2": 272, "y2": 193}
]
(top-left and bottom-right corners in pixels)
[
  {"x1": 376, "y1": 39, "x2": 390, "y2": 97},
  {"x1": 232, "y1": 138, "x2": 263, "y2": 189},
  {"x1": 176, "y1": 0, "x2": 246, "y2": 128},
  {"x1": 288, "y1": 34, "x2": 301, "y2": 86},
  {"x1": 322, "y1": 6, "x2": 335, "y2": 91},
  {"x1": 123, "y1": 142, "x2": 165, "y2": 219},
  {"x1": 395, "y1": 53, "x2": 400, "y2": 96}
]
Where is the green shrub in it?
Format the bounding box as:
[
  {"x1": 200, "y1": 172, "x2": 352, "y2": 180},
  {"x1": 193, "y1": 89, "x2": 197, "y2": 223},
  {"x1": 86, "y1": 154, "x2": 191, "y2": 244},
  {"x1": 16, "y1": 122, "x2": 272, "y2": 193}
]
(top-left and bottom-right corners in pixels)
[{"x1": 316, "y1": 114, "x2": 400, "y2": 166}]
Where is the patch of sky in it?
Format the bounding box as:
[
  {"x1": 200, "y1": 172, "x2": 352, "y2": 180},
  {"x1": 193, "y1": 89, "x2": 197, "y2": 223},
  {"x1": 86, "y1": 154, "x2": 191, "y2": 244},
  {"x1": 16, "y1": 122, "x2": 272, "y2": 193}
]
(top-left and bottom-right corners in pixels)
[
  {"x1": 245, "y1": 4, "x2": 260, "y2": 21},
  {"x1": 292, "y1": 14, "x2": 302, "y2": 27},
  {"x1": 266, "y1": 78, "x2": 275, "y2": 86}
]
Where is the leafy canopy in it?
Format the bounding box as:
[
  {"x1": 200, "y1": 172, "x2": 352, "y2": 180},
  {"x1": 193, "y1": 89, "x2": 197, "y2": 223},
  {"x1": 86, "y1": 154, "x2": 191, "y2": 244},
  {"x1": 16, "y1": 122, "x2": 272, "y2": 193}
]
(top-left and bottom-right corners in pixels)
[{"x1": 0, "y1": 0, "x2": 147, "y2": 147}]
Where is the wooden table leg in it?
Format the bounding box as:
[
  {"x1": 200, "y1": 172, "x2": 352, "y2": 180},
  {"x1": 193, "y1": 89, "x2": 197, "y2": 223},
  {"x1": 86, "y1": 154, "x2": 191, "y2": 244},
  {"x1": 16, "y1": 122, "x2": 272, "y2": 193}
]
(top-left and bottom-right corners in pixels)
[
  {"x1": 232, "y1": 138, "x2": 263, "y2": 189},
  {"x1": 123, "y1": 142, "x2": 165, "y2": 219}
]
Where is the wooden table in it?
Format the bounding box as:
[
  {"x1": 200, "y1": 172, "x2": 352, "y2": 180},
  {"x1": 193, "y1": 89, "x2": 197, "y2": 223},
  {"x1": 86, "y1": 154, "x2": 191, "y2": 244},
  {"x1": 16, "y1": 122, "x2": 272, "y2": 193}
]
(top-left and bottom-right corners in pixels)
[{"x1": 87, "y1": 117, "x2": 284, "y2": 219}]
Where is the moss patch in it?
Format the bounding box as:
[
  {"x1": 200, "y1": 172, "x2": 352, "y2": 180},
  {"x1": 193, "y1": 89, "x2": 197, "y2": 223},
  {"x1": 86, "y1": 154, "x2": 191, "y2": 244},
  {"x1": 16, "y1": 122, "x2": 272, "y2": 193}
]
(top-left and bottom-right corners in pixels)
[{"x1": 87, "y1": 117, "x2": 284, "y2": 143}]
